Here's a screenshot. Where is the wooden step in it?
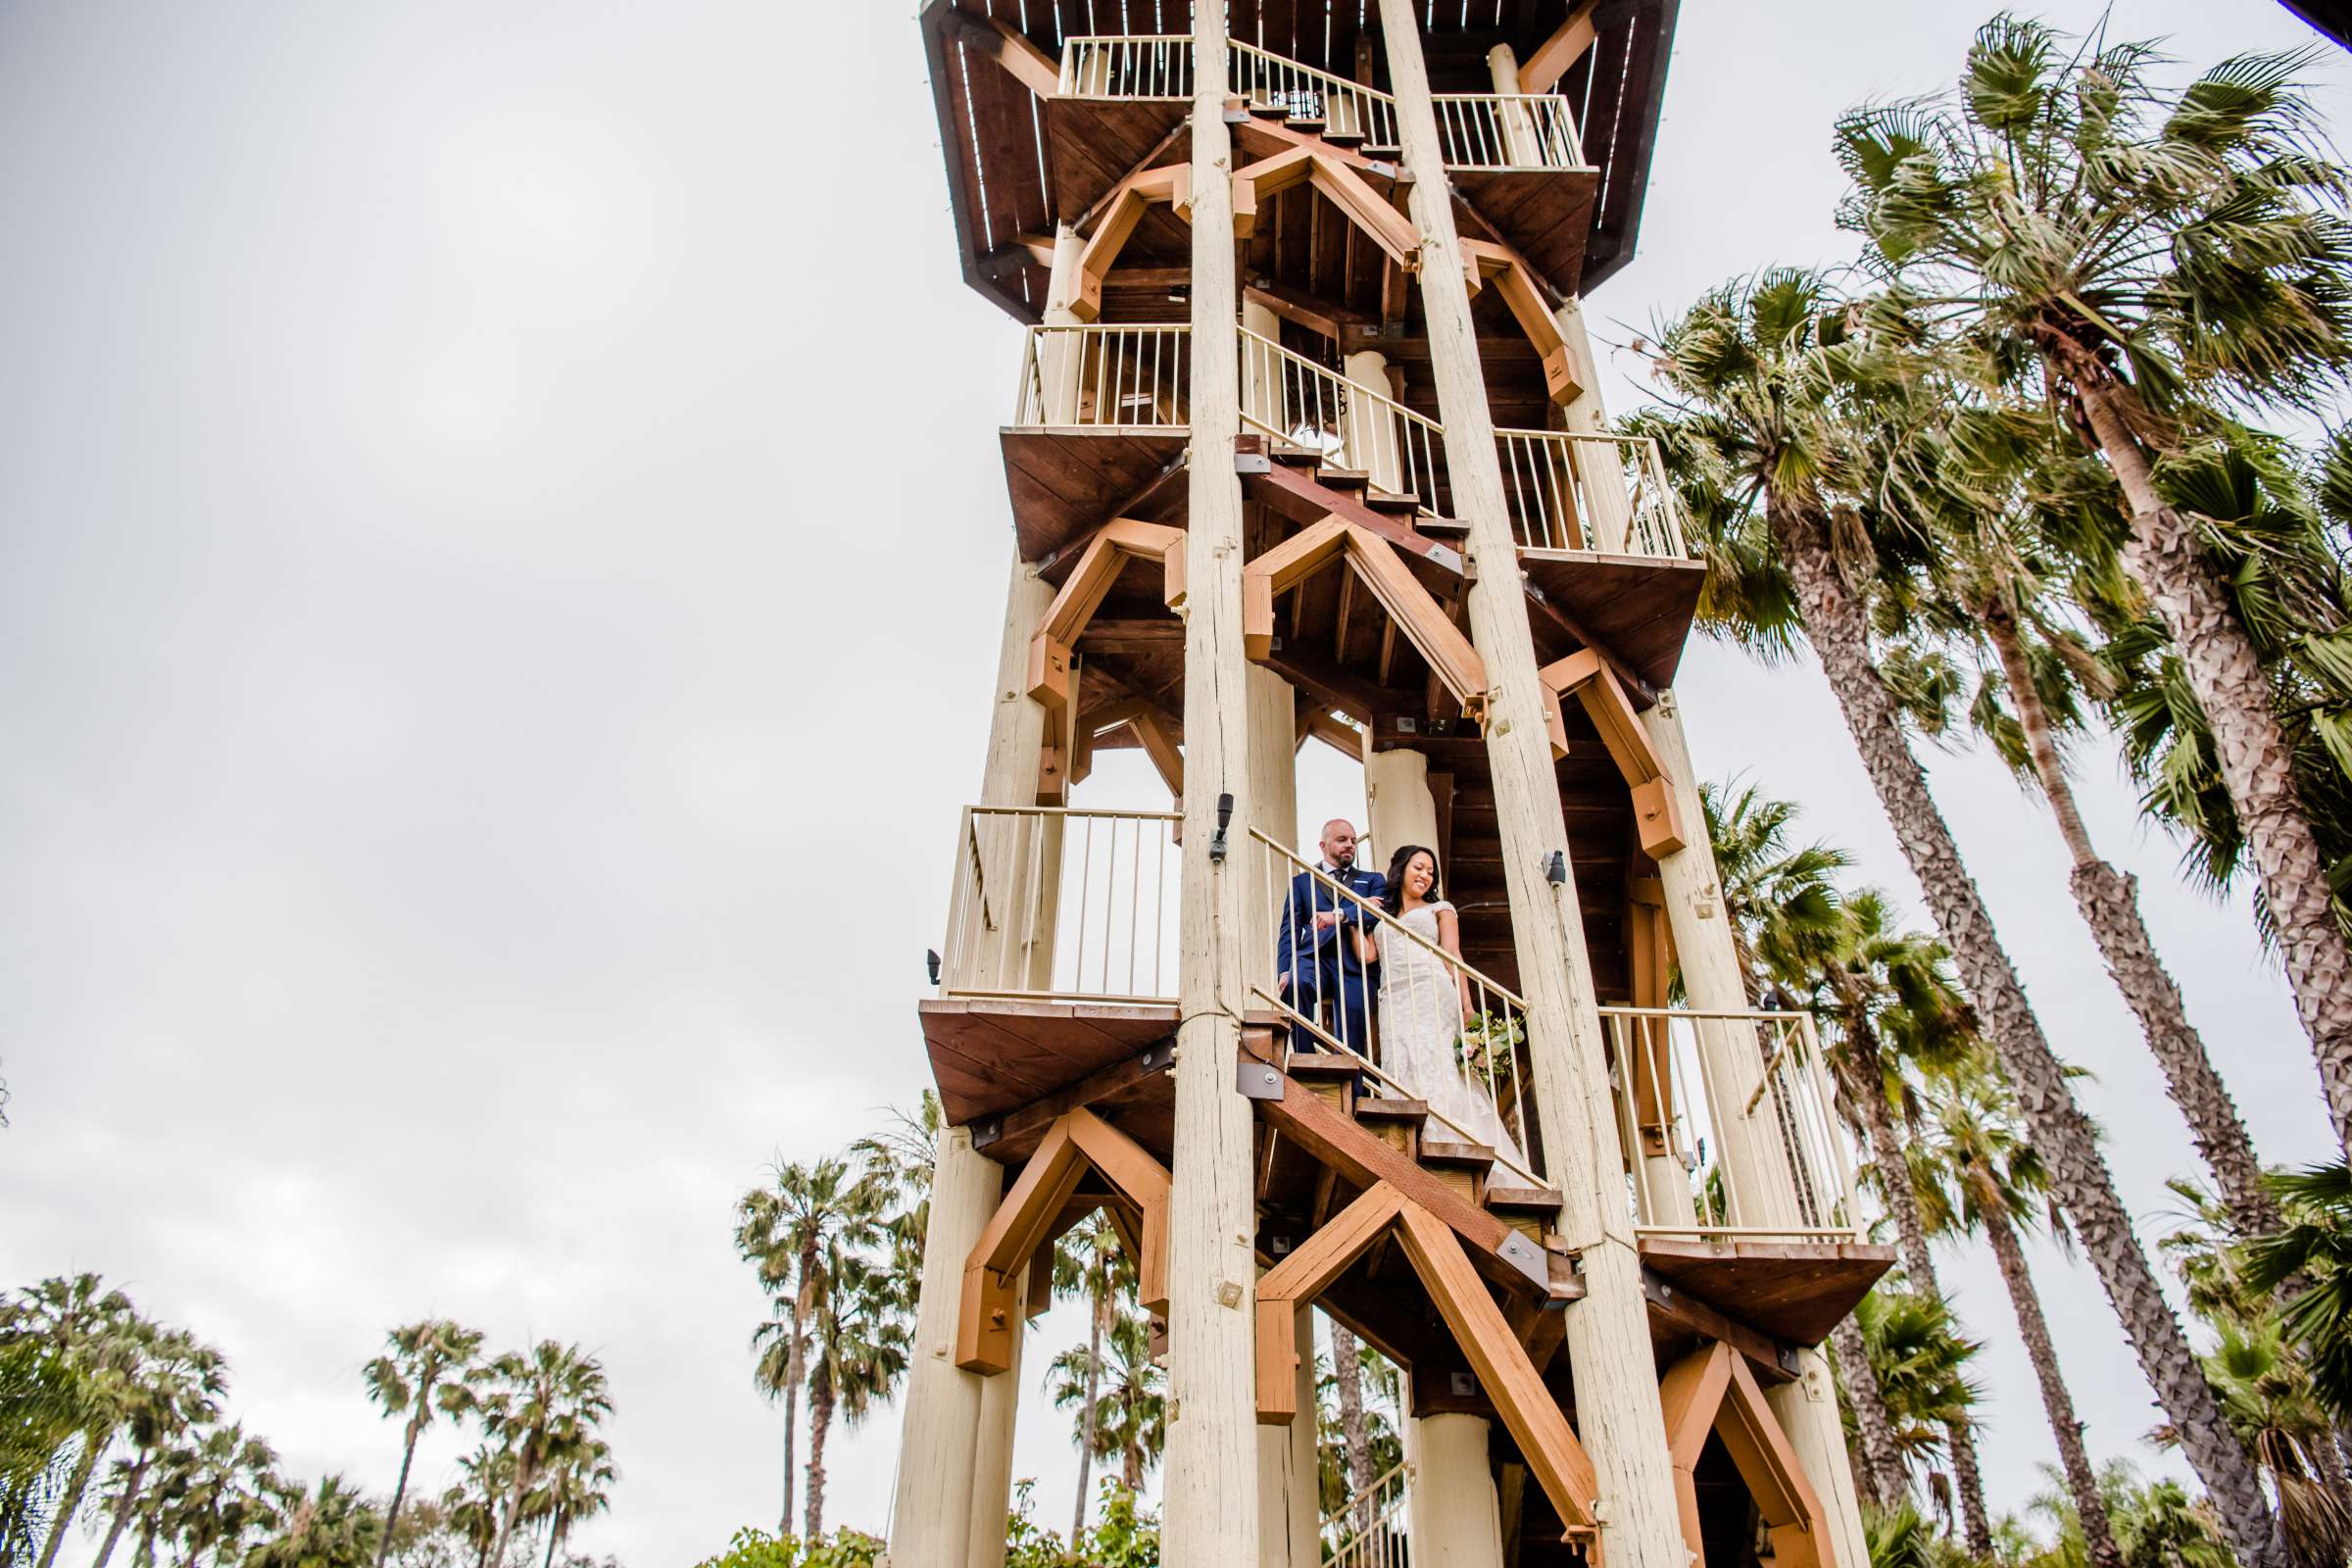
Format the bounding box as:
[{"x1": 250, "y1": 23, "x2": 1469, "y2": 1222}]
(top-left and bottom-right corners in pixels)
[
  {"x1": 1313, "y1": 466, "x2": 1370, "y2": 492},
  {"x1": 1284, "y1": 115, "x2": 1327, "y2": 134},
  {"x1": 1270, "y1": 445, "x2": 1325, "y2": 467},
  {"x1": 1352, "y1": 1096, "x2": 1427, "y2": 1162},
  {"x1": 1323, "y1": 129, "x2": 1366, "y2": 149},
  {"x1": 1418, "y1": 1137, "x2": 1495, "y2": 1207},
  {"x1": 1362, "y1": 488, "x2": 1421, "y2": 514},
  {"x1": 1486, "y1": 1181, "x2": 1564, "y2": 1247},
  {"x1": 1360, "y1": 142, "x2": 1402, "y2": 160},
  {"x1": 1284, "y1": 1053, "x2": 1359, "y2": 1117},
  {"x1": 1247, "y1": 98, "x2": 1291, "y2": 119}
]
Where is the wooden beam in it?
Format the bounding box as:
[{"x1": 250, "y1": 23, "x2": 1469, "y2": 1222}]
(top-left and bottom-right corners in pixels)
[
  {"x1": 940, "y1": 11, "x2": 1062, "y2": 99},
  {"x1": 1339, "y1": 526, "x2": 1489, "y2": 718},
  {"x1": 1540, "y1": 648, "x2": 1686, "y2": 856},
  {"x1": 981, "y1": 1041, "x2": 1176, "y2": 1158},
  {"x1": 1231, "y1": 149, "x2": 1419, "y2": 270},
  {"x1": 1245, "y1": 278, "x2": 1375, "y2": 343},
  {"x1": 1462, "y1": 238, "x2": 1579, "y2": 405},
  {"x1": 1129, "y1": 710, "x2": 1186, "y2": 798},
  {"x1": 1242, "y1": 515, "x2": 1348, "y2": 660},
  {"x1": 1393, "y1": 1200, "x2": 1598, "y2": 1530},
  {"x1": 1075, "y1": 164, "x2": 1192, "y2": 320},
  {"x1": 1029, "y1": 518, "x2": 1187, "y2": 712},
  {"x1": 1519, "y1": 0, "x2": 1602, "y2": 95},
  {"x1": 1655, "y1": 1341, "x2": 1835, "y2": 1568},
  {"x1": 1253, "y1": 1183, "x2": 1406, "y2": 1423}
]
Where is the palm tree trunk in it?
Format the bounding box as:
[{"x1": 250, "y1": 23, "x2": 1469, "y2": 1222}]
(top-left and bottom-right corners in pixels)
[
  {"x1": 1984, "y1": 600, "x2": 2280, "y2": 1233},
  {"x1": 1072, "y1": 1287, "x2": 1106, "y2": 1543},
  {"x1": 1770, "y1": 493, "x2": 2290, "y2": 1568},
  {"x1": 1975, "y1": 1168, "x2": 2125, "y2": 1568},
  {"x1": 91, "y1": 1454, "x2": 151, "y2": 1568},
  {"x1": 1837, "y1": 1025, "x2": 1992, "y2": 1552},
  {"x1": 781, "y1": 1286, "x2": 810, "y2": 1539},
  {"x1": 372, "y1": 1421, "x2": 423, "y2": 1568},
  {"x1": 803, "y1": 1363, "x2": 835, "y2": 1544},
  {"x1": 1828, "y1": 1313, "x2": 1906, "y2": 1509},
  {"x1": 2075, "y1": 373, "x2": 2352, "y2": 1159},
  {"x1": 35, "y1": 1431, "x2": 105, "y2": 1568},
  {"x1": 1331, "y1": 1324, "x2": 1376, "y2": 1537},
  {"x1": 541, "y1": 1510, "x2": 566, "y2": 1568},
  {"x1": 487, "y1": 1460, "x2": 534, "y2": 1568}
]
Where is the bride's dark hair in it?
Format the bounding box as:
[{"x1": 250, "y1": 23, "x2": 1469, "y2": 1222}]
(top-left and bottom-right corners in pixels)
[{"x1": 1381, "y1": 844, "x2": 1440, "y2": 913}]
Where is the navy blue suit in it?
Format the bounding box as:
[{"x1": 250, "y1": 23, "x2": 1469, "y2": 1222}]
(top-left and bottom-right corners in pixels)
[{"x1": 1274, "y1": 863, "x2": 1384, "y2": 1054}]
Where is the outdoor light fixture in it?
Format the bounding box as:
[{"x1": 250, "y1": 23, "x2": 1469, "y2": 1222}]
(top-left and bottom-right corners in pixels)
[
  {"x1": 1209, "y1": 792, "x2": 1235, "y2": 863},
  {"x1": 925, "y1": 949, "x2": 942, "y2": 985},
  {"x1": 1544, "y1": 850, "x2": 1568, "y2": 885}
]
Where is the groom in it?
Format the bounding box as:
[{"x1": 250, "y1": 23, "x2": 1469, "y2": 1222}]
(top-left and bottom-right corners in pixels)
[{"x1": 1273, "y1": 818, "x2": 1383, "y2": 1055}]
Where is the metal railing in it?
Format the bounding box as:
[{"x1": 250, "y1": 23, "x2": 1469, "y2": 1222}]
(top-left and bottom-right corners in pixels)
[
  {"x1": 1252, "y1": 831, "x2": 1538, "y2": 1187},
  {"x1": 1239, "y1": 326, "x2": 1446, "y2": 504},
  {"x1": 940, "y1": 807, "x2": 1182, "y2": 1004},
  {"x1": 1055, "y1": 36, "x2": 1582, "y2": 170},
  {"x1": 1228, "y1": 41, "x2": 1398, "y2": 149},
  {"x1": 1494, "y1": 429, "x2": 1689, "y2": 558},
  {"x1": 1013, "y1": 324, "x2": 1192, "y2": 429},
  {"x1": 1323, "y1": 1459, "x2": 1409, "y2": 1568},
  {"x1": 1059, "y1": 34, "x2": 1191, "y2": 98},
  {"x1": 1598, "y1": 1006, "x2": 1862, "y2": 1243},
  {"x1": 1433, "y1": 93, "x2": 1585, "y2": 169}
]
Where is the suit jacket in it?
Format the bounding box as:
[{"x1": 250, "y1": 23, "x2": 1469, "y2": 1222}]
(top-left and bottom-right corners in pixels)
[{"x1": 1274, "y1": 863, "x2": 1385, "y2": 988}]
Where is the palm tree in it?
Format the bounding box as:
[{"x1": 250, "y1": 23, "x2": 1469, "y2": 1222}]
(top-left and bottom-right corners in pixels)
[
  {"x1": 245, "y1": 1476, "x2": 383, "y2": 1568},
  {"x1": 149, "y1": 1422, "x2": 284, "y2": 1568},
  {"x1": 1313, "y1": 1338, "x2": 1401, "y2": 1536},
  {"x1": 1325, "y1": 1324, "x2": 1377, "y2": 1532},
  {"x1": 2247, "y1": 1161, "x2": 2352, "y2": 1424},
  {"x1": 1701, "y1": 779, "x2": 1852, "y2": 1007},
  {"x1": 472, "y1": 1343, "x2": 612, "y2": 1568},
  {"x1": 1891, "y1": 410, "x2": 2283, "y2": 1241},
  {"x1": 853, "y1": 1093, "x2": 942, "y2": 1277},
  {"x1": 735, "y1": 1155, "x2": 883, "y2": 1538},
  {"x1": 440, "y1": 1444, "x2": 512, "y2": 1568},
  {"x1": 1793, "y1": 889, "x2": 1990, "y2": 1547},
  {"x1": 799, "y1": 1251, "x2": 907, "y2": 1542},
  {"x1": 1, "y1": 1272, "x2": 142, "y2": 1568},
  {"x1": 0, "y1": 1334, "x2": 97, "y2": 1564},
  {"x1": 1848, "y1": 1286, "x2": 1984, "y2": 1525},
  {"x1": 363, "y1": 1321, "x2": 484, "y2": 1568},
  {"x1": 1921, "y1": 1052, "x2": 2123, "y2": 1568},
  {"x1": 2189, "y1": 1322, "x2": 2352, "y2": 1568},
  {"x1": 1642, "y1": 269, "x2": 2287, "y2": 1567},
  {"x1": 1050, "y1": 1210, "x2": 1132, "y2": 1541},
  {"x1": 1835, "y1": 17, "x2": 2352, "y2": 1162},
  {"x1": 527, "y1": 1437, "x2": 614, "y2": 1568},
  {"x1": 89, "y1": 1324, "x2": 227, "y2": 1568},
  {"x1": 1047, "y1": 1312, "x2": 1165, "y2": 1492}
]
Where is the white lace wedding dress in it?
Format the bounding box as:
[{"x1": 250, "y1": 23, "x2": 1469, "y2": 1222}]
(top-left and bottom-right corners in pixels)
[{"x1": 1374, "y1": 901, "x2": 1522, "y2": 1160}]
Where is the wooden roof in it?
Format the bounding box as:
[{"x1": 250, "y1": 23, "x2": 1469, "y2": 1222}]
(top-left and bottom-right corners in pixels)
[{"x1": 918, "y1": 0, "x2": 1680, "y2": 322}]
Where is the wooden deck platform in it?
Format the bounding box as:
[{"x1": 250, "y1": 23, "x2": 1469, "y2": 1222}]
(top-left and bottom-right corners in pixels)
[
  {"x1": 1001, "y1": 428, "x2": 1187, "y2": 563},
  {"x1": 1453, "y1": 167, "x2": 1601, "y2": 300},
  {"x1": 1046, "y1": 95, "x2": 1187, "y2": 218},
  {"x1": 1638, "y1": 1237, "x2": 1895, "y2": 1347},
  {"x1": 1520, "y1": 549, "x2": 1707, "y2": 692},
  {"x1": 918, "y1": 997, "x2": 1179, "y2": 1129}
]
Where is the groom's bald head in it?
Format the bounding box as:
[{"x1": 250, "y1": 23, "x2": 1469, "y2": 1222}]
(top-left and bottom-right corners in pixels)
[{"x1": 1318, "y1": 819, "x2": 1359, "y2": 869}]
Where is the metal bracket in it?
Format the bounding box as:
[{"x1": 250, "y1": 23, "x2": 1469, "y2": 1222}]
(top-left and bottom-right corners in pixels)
[
  {"x1": 1235, "y1": 452, "x2": 1271, "y2": 474},
  {"x1": 1496, "y1": 1231, "x2": 1550, "y2": 1290},
  {"x1": 1237, "y1": 1058, "x2": 1286, "y2": 1102},
  {"x1": 970, "y1": 1115, "x2": 1005, "y2": 1152}
]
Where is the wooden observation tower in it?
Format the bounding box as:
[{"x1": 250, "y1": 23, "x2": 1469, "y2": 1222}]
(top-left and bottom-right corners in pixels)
[{"x1": 895, "y1": 4, "x2": 1892, "y2": 1563}]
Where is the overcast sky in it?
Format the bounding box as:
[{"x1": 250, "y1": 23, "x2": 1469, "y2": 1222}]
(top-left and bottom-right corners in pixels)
[{"x1": 3, "y1": 2, "x2": 2346, "y2": 1563}]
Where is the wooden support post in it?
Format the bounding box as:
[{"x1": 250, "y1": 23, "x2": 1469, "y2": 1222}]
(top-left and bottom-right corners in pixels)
[
  {"x1": 1362, "y1": 743, "x2": 1440, "y2": 868},
  {"x1": 1343, "y1": 349, "x2": 1402, "y2": 492},
  {"x1": 1485, "y1": 44, "x2": 1543, "y2": 168},
  {"x1": 1161, "y1": 13, "x2": 1264, "y2": 1561},
  {"x1": 1243, "y1": 296, "x2": 1283, "y2": 439},
  {"x1": 1247, "y1": 663, "x2": 1299, "y2": 1003},
  {"x1": 1256, "y1": 1304, "x2": 1321, "y2": 1564},
  {"x1": 1404, "y1": 1410, "x2": 1508, "y2": 1568},
  {"x1": 1376, "y1": 10, "x2": 1690, "y2": 1565},
  {"x1": 891, "y1": 224, "x2": 1094, "y2": 1568}
]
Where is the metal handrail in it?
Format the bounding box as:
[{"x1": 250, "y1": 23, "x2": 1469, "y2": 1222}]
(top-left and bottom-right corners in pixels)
[
  {"x1": 1253, "y1": 830, "x2": 1541, "y2": 1189},
  {"x1": 1596, "y1": 1005, "x2": 1862, "y2": 1242},
  {"x1": 1055, "y1": 35, "x2": 1584, "y2": 170},
  {"x1": 941, "y1": 806, "x2": 1184, "y2": 1004},
  {"x1": 1013, "y1": 324, "x2": 1192, "y2": 429},
  {"x1": 1496, "y1": 429, "x2": 1690, "y2": 557},
  {"x1": 1238, "y1": 325, "x2": 1446, "y2": 504},
  {"x1": 1323, "y1": 1458, "x2": 1410, "y2": 1568}
]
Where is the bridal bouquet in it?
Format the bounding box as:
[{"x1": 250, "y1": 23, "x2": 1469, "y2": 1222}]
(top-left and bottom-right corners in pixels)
[{"x1": 1455, "y1": 1010, "x2": 1525, "y2": 1081}]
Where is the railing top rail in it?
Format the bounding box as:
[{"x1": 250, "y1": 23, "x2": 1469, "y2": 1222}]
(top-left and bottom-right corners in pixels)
[
  {"x1": 1025, "y1": 321, "x2": 1191, "y2": 332},
  {"x1": 1228, "y1": 37, "x2": 1397, "y2": 101},
  {"x1": 1239, "y1": 325, "x2": 1444, "y2": 435},
  {"x1": 969, "y1": 803, "x2": 1185, "y2": 823},
  {"x1": 1492, "y1": 426, "x2": 1662, "y2": 449},
  {"x1": 1251, "y1": 827, "x2": 1527, "y2": 1011},
  {"x1": 1596, "y1": 1004, "x2": 1816, "y2": 1024}
]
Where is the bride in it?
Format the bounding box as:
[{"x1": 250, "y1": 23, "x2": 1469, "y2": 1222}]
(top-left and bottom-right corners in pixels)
[{"x1": 1352, "y1": 844, "x2": 1524, "y2": 1160}]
